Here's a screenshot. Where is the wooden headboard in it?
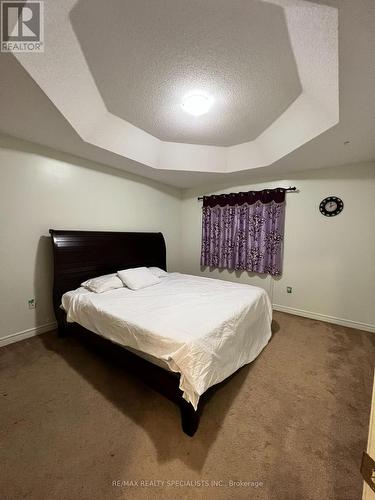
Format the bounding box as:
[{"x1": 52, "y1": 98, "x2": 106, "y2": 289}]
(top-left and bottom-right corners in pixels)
[{"x1": 49, "y1": 230, "x2": 166, "y2": 328}]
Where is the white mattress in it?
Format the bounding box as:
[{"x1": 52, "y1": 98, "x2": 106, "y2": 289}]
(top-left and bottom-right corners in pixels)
[{"x1": 62, "y1": 273, "x2": 272, "y2": 409}]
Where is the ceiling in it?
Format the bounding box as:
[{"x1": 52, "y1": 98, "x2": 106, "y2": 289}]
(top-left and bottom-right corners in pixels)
[
  {"x1": 0, "y1": 0, "x2": 374, "y2": 189},
  {"x1": 70, "y1": 0, "x2": 302, "y2": 147}
]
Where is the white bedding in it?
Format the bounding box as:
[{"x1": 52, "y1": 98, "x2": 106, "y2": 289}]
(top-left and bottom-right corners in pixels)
[{"x1": 62, "y1": 273, "x2": 272, "y2": 409}]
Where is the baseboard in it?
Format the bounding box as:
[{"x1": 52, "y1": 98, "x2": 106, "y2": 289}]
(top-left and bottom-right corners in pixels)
[
  {"x1": 273, "y1": 304, "x2": 375, "y2": 333},
  {"x1": 0, "y1": 321, "x2": 57, "y2": 348},
  {"x1": 1, "y1": 306, "x2": 373, "y2": 348}
]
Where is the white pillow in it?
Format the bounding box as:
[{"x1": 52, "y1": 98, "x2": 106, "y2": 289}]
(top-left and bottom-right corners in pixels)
[
  {"x1": 81, "y1": 273, "x2": 123, "y2": 293},
  {"x1": 148, "y1": 266, "x2": 168, "y2": 278},
  {"x1": 117, "y1": 267, "x2": 161, "y2": 290}
]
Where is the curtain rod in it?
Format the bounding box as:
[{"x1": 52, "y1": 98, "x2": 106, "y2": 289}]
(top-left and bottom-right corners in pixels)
[{"x1": 197, "y1": 186, "x2": 297, "y2": 201}]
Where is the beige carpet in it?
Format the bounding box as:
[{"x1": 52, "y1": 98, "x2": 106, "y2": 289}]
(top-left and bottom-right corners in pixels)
[{"x1": 0, "y1": 311, "x2": 374, "y2": 500}]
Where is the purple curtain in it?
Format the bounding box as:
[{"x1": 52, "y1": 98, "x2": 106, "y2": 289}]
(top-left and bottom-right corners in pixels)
[{"x1": 200, "y1": 188, "x2": 286, "y2": 276}]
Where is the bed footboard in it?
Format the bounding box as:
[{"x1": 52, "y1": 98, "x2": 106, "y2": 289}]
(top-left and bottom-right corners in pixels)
[
  {"x1": 179, "y1": 399, "x2": 200, "y2": 437},
  {"x1": 57, "y1": 320, "x2": 201, "y2": 436}
]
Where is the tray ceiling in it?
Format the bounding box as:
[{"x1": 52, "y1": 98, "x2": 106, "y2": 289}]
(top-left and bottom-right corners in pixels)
[
  {"x1": 4, "y1": 0, "x2": 369, "y2": 188},
  {"x1": 70, "y1": 0, "x2": 302, "y2": 147}
]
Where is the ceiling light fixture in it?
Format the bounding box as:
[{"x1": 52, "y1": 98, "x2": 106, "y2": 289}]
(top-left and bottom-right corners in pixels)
[{"x1": 181, "y1": 93, "x2": 213, "y2": 116}]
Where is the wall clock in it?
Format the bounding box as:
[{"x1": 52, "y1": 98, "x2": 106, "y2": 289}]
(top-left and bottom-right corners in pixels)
[{"x1": 319, "y1": 196, "x2": 344, "y2": 217}]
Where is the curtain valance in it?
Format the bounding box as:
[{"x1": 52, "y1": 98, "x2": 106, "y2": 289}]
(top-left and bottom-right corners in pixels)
[
  {"x1": 201, "y1": 188, "x2": 286, "y2": 275},
  {"x1": 202, "y1": 188, "x2": 286, "y2": 208}
]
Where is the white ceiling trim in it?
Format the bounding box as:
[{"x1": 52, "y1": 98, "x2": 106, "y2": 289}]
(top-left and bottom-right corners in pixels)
[{"x1": 15, "y1": 0, "x2": 338, "y2": 174}]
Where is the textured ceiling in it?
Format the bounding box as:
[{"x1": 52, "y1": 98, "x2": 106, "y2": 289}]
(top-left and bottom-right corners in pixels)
[
  {"x1": 10, "y1": 0, "x2": 339, "y2": 175},
  {"x1": 0, "y1": 0, "x2": 374, "y2": 188},
  {"x1": 70, "y1": 0, "x2": 302, "y2": 147}
]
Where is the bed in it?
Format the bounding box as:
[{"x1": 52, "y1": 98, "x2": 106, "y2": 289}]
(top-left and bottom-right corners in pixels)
[{"x1": 50, "y1": 229, "x2": 272, "y2": 436}]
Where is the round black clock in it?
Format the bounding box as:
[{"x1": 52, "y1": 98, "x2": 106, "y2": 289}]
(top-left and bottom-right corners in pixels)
[{"x1": 319, "y1": 196, "x2": 344, "y2": 217}]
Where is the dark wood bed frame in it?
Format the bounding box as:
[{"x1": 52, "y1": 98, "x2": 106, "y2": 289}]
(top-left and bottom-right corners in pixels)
[{"x1": 49, "y1": 229, "x2": 201, "y2": 436}]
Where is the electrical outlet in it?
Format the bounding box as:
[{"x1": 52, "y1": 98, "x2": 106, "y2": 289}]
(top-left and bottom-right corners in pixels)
[
  {"x1": 28, "y1": 298, "x2": 36, "y2": 309},
  {"x1": 286, "y1": 287, "x2": 292, "y2": 294}
]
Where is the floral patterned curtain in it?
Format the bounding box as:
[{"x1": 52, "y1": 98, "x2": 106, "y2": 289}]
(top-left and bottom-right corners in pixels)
[{"x1": 200, "y1": 188, "x2": 286, "y2": 276}]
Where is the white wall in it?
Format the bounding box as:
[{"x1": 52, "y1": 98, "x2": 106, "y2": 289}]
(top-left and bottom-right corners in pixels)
[
  {"x1": 1, "y1": 135, "x2": 374, "y2": 344},
  {"x1": 0, "y1": 136, "x2": 182, "y2": 344},
  {"x1": 180, "y1": 163, "x2": 375, "y2": 332}
]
